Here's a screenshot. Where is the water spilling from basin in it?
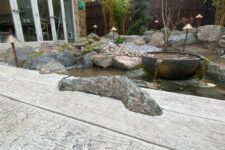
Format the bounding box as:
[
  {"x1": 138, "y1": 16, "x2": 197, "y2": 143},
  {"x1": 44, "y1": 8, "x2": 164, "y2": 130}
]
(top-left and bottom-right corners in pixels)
[{"x1": 153, "y1": 59, "x2": 163, "y2": 82}]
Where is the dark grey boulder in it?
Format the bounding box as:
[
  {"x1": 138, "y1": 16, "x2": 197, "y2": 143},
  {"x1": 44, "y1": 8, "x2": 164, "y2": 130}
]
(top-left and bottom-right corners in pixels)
[
  {"x1": 219, "y1": 35, "x2": 225, "y2": 48},
  {"x1": 45, "y1": 53, "x2": 58, "y2": 60},
  {"x1": 58, "y1": 76, "x2": 162, "y2": 116},
  {"x1": 23, "y1": 56, "x2": 55, "y2": 70},
  {"x1": 23, "y1": 55, "x2": 68, "y2": 74},
  {"x1": 197, "y1": 25, "x2": 225, "y2": 42},
  {"x1": 87, "y1": 33, "x2": 100, "y2": 41},
  {"x1": 55, "y1": 52, "x2": 76, "y2": 67},
  {"x1": 168, "y1": 33, "x2": 196, "y2": 46},
  {"x1": 4, "y1": 47, "x2": 36, "y2": 66},
  {"x1": 39, "y1": 61, "x2": 68, "y2": 75},
  {"x1": 68, "y1": 51, "x2": 97, "y2": 69},
  {"x1": 207, "y1": 62, "x2": 225, "y2": 85}
]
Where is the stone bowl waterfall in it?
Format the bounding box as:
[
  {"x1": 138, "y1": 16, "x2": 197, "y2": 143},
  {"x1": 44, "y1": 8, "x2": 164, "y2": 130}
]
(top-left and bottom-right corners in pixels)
[{"x1": 142, "y1": 52, "x2": 203, "y2": 80}]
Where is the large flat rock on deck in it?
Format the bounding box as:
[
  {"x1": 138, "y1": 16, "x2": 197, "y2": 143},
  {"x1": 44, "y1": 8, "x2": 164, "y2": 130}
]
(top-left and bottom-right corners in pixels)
[{"x1": 0, "y1": 65, "x2": 225, "y2": 150}]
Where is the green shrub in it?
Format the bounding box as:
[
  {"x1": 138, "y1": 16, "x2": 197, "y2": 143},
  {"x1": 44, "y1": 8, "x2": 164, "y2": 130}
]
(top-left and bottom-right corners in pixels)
[
  {"x1": 82, "y1": 44, "x2": 94, "y2": 55},
  {"x1": 100, "y1": 0, "x2": 131, "y2": 34},
  {"x1": 59, "y1": 43, "x2": 73, "y2": 51},
  {"x1": 114, "y1": 36, "x2": 125, "y2": 44},
  {"x1": 34, "y1": 50, "x2": 44, "y2": 57},
  {"x1": 128, "y1": 0, "x2": 153, "y2": 35}
]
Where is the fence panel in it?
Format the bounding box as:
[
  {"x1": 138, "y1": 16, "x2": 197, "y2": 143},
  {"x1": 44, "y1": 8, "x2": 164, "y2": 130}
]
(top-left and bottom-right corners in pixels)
[{"x1": 86, "y1": 1, "x2": 106, "y2": 36}]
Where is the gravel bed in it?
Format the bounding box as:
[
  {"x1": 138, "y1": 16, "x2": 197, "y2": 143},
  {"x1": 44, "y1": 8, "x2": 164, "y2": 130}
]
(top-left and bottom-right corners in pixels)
[{"x1": 120, "y1": 43, "x2": 161, "y2": 53}]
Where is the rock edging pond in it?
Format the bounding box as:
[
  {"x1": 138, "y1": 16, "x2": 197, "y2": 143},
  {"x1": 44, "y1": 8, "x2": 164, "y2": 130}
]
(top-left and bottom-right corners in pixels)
[
  {"x1": 58, "y1": 76, "x2": 162, "y2": 116},
  {"x1": 207, "y1": 62, "x2": 225, "y2": 85}
]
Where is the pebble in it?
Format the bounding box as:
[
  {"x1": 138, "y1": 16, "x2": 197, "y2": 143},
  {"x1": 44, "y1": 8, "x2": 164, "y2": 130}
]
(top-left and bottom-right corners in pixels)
[
  {"x1": 99, "y1": 39, "x2": 161, "y2": 57},
  {"x1": 120, "y1": 43, "x2": 161, "y2": 53}
]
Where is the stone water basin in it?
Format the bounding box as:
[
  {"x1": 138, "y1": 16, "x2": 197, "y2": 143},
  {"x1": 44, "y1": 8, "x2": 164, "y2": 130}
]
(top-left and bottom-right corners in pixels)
[{"x1": 142, "y1": 52, "x2": 203, "y2": 80}]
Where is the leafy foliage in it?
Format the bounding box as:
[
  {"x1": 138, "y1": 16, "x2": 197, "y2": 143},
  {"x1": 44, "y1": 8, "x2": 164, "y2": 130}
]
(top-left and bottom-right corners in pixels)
[
  {"x1": 127, "y1": 0, "x2": 152, "y2": 35},
  {"x1": 82, "y1": 44, "x2": 94, "y2": 55},
  {"x1": 99, "y1": 0, "x2": 131, "y2": 34},
  {"x1": 113, "y1": 0, "x2": 130, "y2": 34},
  {"x1": 34, "y1": 50, "x2": 44, "y2": 57},
  {"x1": 114, "y1": 36, "x2": 125, "y2": 44},
  {"x1": 59, "y1": 43, "x2": 73, "y2": 51}
]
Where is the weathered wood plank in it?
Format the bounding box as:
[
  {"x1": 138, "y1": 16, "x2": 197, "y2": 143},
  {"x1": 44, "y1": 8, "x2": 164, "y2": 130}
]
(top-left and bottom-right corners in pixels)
[
  {"x1": 1, "y1": 65, "x2": 225, "y2": 122},
  {"x1": 143, "y1": 89, "x2": 225, "y2": 122},
  {"x1": 0, "y1": 65, "x2": 225, "y2": 150},
  {"x1": 0, "y1": 96, "x2": 163, "y2": 150}
]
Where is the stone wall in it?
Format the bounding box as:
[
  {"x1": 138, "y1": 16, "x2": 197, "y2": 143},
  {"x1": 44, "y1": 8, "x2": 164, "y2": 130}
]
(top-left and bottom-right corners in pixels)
[
  {"x1": 73, "y1": 0, "x2": 87, "y2": 38},
  {"x1": 79, "y1": 9, "x2": 87, "y2": 37},
  {"x1": 207, "y1": 62, "x2": 225, "y2": 85},
  {"x1": 73, "y1": 0, "x2": 80, "y2": 37}
]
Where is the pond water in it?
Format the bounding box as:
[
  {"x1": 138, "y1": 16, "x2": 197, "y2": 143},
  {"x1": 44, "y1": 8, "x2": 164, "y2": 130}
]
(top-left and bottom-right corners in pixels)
[
  {"x1": 69, "y1": 67, "x2": 225, "y2": 100},
  {"x1": 159, "y1": 80, "x2": 225, "y2": 100},
  {"x1": 69, "y1": 67, "x2": 126, "y2": 77}
]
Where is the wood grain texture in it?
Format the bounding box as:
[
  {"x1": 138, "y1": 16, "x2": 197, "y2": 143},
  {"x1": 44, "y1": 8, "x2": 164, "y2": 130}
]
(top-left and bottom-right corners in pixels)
[
  {"x1": 0, "y1": 65, "x2": 225, "y2": 150},
  {"x1": 143, "y1": 88, "x2": 225, "y2": 122},
  {"x1": 0, "y1": 96, "x2": 162, "y2": 150}
]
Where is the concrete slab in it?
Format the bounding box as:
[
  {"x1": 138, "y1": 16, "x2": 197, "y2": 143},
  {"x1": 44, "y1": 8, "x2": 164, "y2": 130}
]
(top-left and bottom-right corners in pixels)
[{"x1": 0, "y1": 65, "x2": 225, "y2": 150}]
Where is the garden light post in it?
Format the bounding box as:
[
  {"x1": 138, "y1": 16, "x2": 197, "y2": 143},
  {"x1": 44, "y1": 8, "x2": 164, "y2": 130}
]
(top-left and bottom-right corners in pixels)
[
  {"x1": 7, "y1": 35, "x2": 18, "y2": 67},
  {"x1": 111, "y1": 26, "x2": 117, "y2": 42},
  {"x1": 93, "y1": 25, "x2": 98, "y2": 34},
  {"x1": 154, "y1": 20, "x2": 159, "y2": 29},
  {"x1": 182, "y1": 23, "x2": 194, "y2": 52},
  {"x1": 195, "y1": 14, "x2": 203, "y2": 27}
]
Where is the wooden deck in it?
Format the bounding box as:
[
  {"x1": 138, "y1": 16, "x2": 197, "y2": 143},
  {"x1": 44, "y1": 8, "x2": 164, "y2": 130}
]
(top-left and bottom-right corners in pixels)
[{"x1": 0, "y1": 65, "x2": 224, "y2": 150}]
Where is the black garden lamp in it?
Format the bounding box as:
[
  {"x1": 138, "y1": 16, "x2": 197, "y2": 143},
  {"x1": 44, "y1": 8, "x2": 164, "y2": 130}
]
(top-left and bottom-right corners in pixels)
[
  {"x1": 195, "y1": 14, "x2": 203, "y2": 27},
  {"x1": 93, "y1": 24, "x2": 98, "y2": 34},
  {"x1": 154, "y1": 20, "x2": 159, "y2": 29},
  {"x1": 182, "y1": 23, "x2": 194, "y2": 51},
  {"x1": 111, "y1": 26, "x2": 117, "y2": 42}
]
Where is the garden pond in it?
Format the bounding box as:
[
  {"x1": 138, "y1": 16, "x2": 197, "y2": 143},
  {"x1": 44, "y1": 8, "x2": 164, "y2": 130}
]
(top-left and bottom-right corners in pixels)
[{"x1": 69, "y1": 67, "x2": 225, "y2": 101}]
